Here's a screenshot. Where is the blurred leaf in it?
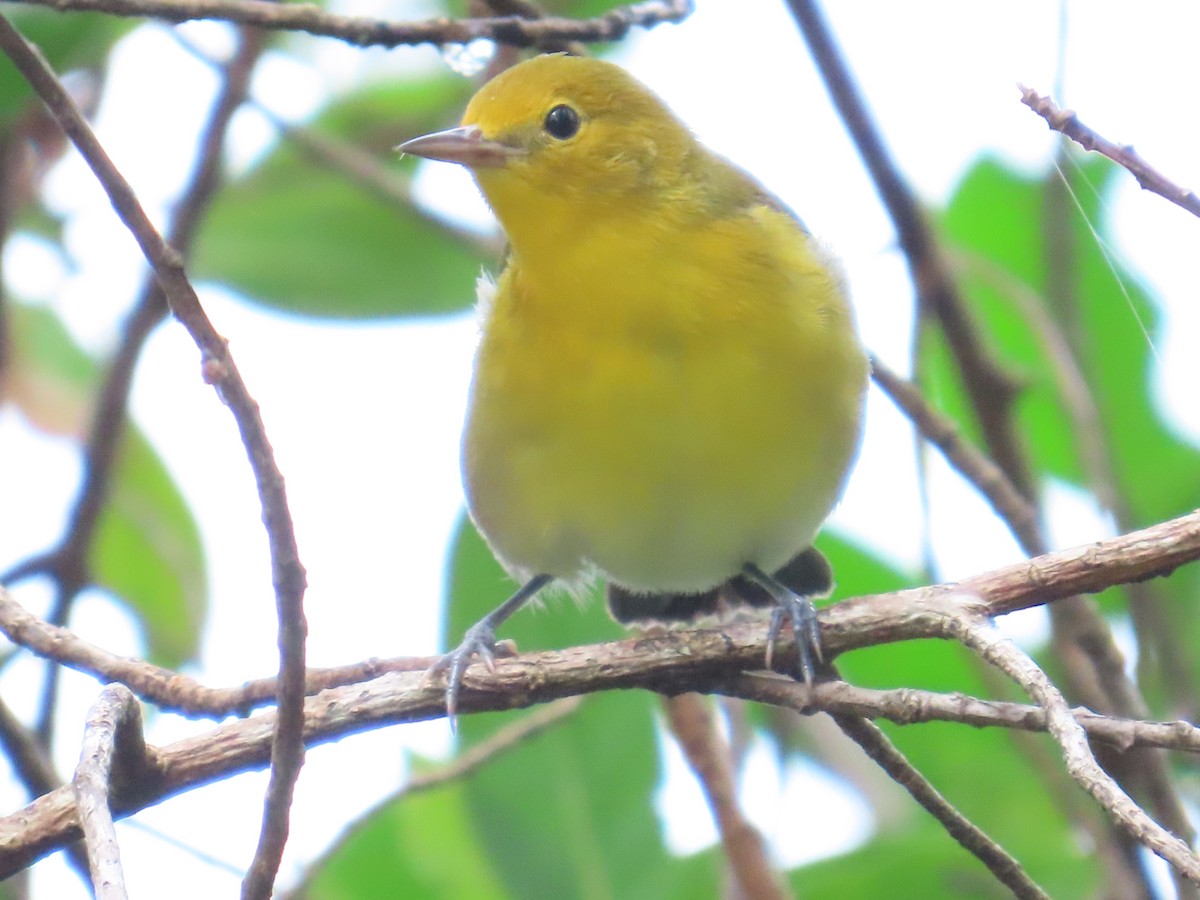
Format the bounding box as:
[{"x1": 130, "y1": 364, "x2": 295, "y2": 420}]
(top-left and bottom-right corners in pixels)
[
  {"x1": 445, "y1": 516, "x2": 718, "y2": 899},
  {"x1": 820, "y1": 530, "x2": 918, "y2": 602},
  {"x1": 193, "y1": 75, "x2": 489, "y2": 320},
  {"x1": 91, "y1": 432, "x2": 208, "y2": 667},
  {"x1": 5, "y1": 303, "x2": 207, "y2": 666},
  {"x1": 301, "y1": 782, "x2": 508, "y2": 899},
  {"x1": 315, "y1": 75, "x2": 474, "y2": 152},
  {"x1": 793, "y1": 816, "x2": 1094, "y2": 899},
  {"x1": 938, "y1": 155, "x2": 1200, "y2": 525}
]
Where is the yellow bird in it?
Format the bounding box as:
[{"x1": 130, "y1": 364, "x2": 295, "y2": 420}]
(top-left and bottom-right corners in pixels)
[{"x1": 399, "y1": 54, "x2": 868, "y2": 716}]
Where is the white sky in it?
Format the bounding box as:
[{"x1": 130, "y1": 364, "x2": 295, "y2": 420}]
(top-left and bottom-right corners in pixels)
[{"x1": 2, "y1": 0, "x2": 1199, "y2": 896}]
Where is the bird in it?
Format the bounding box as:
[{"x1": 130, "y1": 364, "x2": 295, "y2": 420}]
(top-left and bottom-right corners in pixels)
[{"x1": 397, "y1": 53, "x2": 869, "y2": 718}]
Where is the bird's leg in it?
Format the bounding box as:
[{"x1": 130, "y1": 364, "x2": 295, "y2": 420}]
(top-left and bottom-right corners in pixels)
[
  {"x1": 741, "y1": 563, "x2": 823, "y2": 684},
  {"x1": 426, "y1": 573, "x2": 554, "y2": 722}
]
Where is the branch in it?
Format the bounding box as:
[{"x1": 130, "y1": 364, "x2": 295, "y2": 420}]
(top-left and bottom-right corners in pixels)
[
  {"x1": 869, "y1": 357, "x2": 1041, "y2": 553},
  {"x1": 3, "y1": 508, "x2": 1200, "y2": 713},
  {"x1": 3, "y1": 506, "x2": 1200, "y2": 874},
  {"x1": 20, "y1": 19, "x2": 267, "y2": 747},
  {"x1": 10, "y1": 0, "x2": 692, "y2": 48},
  {"x1": 785, "y1": 0, "x2": 1031, "y2": 499},
  {"x1": 957, "y1": 617, "x2": 1200, "y2": 883},
  {"x1": 72, "y1": 685, "x2": 147, "y2": 900},
  {"x1": 724, "y1": 677, "x2": 1200, "y2": 755},
  {"x1": 872, "y1": 350, "x2": 1196, "y2": 859},
  {"x1": 0, "y1": 16, "x2": 308, "y2": 898},
  {"x1": 0, "y1": 583, "x2": 429, "y2": 716},
  {"x1": 828, "y1": 711, "x2": 1047, "y2": 899},
  {"x1": 8, "y1": 576, "x2": 1200, "y2": 750},
  {"x1": 1019, "y1": 84, "x2": 1200, "y2": 220},
  {"x1": 0, "y1": 696, "x2": 94, "y2": 883},
  {"x1": 663, "y1": 693, "x2": 787, "y2": 900}
]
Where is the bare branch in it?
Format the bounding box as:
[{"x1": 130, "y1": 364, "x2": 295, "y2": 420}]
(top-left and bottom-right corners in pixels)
[
  {"x1": 2, "y1": 505, "x2": 1199, "y2": 873},
  {"x1": 724, "y1": 676, "x2": 1200, "y2": 755},
  {"x1": 72, "y1": 685, "x2": 147, "y2": 900},
  {"x1": 829, "y1": 711, "x2": 1048, "y2": 899},
  {"x1": 1019, "y1": 84, "x2": 1200, "y2": 220},
  {"x1": 0, "y1": 583, "x2": 432, "y2": 717},
  {"x1": 3, "y1": 507, "x2": 1200, "y2": 713},
  {"x1": 10, "y1": 0, "x2": 692, "y2": 49},
  {"x1": 0, "y1": 17, "x2": 309, "y2": 898},
  {"x1": 0, "y1": 697, "x2": 94, "y2": 883},
  {"x1": 956, "y1": 616, "x2": 1200, "y2": 884},
  {"x1": 663, "y1": 693, "x2": 788, "y2": 900},
  {"x1": 21, "y1": 20, "x2": 267, "y2": 747},
  {"x1": 785, "y1": 0, "x2": 1030, "y2": 499},
  {"x1": 869, "y1": 357, "x2": 1041, "y2": 552}
]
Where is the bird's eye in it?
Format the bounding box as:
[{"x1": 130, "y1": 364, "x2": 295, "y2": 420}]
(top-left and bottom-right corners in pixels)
[{"x1": 543, "y1": 104, "x2": 580, "y2": 140}]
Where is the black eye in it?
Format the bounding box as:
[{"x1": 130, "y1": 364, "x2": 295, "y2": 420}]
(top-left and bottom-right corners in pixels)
[{"x1": 543, "y1": 104, "x2": 580, "y2": 140}]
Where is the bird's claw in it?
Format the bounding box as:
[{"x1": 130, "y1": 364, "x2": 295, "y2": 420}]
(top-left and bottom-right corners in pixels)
[
  {"x1": 425, "y1": 621, "x2": 499, "y2": 725},
  {"x1": 765, "y1": 595, "x2": 823, "y2": 684}
]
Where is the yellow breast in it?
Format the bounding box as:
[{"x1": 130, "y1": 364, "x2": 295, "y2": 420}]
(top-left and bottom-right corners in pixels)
[{"x1": 462, "y1": 201, "x2": 867, "y2": 592}]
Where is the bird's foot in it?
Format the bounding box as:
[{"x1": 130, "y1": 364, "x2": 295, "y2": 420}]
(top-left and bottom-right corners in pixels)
[
  {"x1": 425, "y1": 620, "x2": 500, "y2": 725},
  {"x1": 765, "y1": 593, "x2": 823, "y2": 684}
]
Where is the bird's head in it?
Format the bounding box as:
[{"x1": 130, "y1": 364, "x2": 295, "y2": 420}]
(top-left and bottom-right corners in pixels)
[{"x1": 398, "y1": 54, "x2": 698, "y2": 248}]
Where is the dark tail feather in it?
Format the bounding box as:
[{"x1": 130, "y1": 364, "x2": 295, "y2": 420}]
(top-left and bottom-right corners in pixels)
[
  {"x1": 606, "y1": 582, "x2": 721, "y2": 624},
  {"x1": 605, "y1": 546, "x2": 832, "y2": 623}
]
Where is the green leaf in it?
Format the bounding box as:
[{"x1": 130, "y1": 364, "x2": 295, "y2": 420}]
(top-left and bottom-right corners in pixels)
[
  {"x1": 300, "y1": 782, "x2": 508, "y2": 899},
  {"x1": 91, "y1": 432, "x2": 208, "y2": 668},
  {"x1": 820, "y1": 530, "x2": 918, "y2": 602},
  {"x1": 6, "y1": 302, "x2": 207, "y2": 667},
  {"x1": 193, "y1": 75, "x2": 489, "y2": 320},
  {"x1": 938, "y1": 155, "x2": 1200, "y2": 525},
  {"x1": 792, "y1": 817, "x2": 1094, "y2": 899}
]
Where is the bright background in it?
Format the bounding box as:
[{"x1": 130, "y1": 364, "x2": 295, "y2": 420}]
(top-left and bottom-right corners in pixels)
[{"x1": 1, "y1": 0, "x2": 1199, "y2": 896}]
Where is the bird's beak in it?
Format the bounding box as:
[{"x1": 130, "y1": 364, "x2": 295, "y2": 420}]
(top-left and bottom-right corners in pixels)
[{"x1": 395, "y1": 125, "x2": 524, "y2": 168}]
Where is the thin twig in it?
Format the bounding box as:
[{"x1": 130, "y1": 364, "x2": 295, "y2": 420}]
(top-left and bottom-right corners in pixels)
[
  {"x1": 869, "y1": 357, "x2": 1041, "y2": 552},
  {"x1": 872, "y1": 340, "x2": 1194, "y2": 862},
  {"x1": 0, "y1": 17, "x2": 309, "y2": 899},
  {"x1": 785, "y1": 0, "x2": 1030, "y2": 499},
  {"x1": 10, "y1": 0, "x2": 692, "y2": 49},
  {"x1": 1019, "y1": 85, "x2": 1200, "y2": 220},
  {"x1": 25, "y1": 19, "x2": 267, "y2": 749},
  {"x1": 0, "y1": 584, "x2": 424, "y2": 717},
  {"x1": 723, "y1": 676, "x2": 1200, "y2": 755},
  {"x1": 663, "y1": 694, "x2": 788, "y2": 900},
  {"x1": 72, "y1": 685, "x2": 147, "y2": 900},
  {"x1": 956, "y1": 616, "x2": 1200, "y2": 884},
  {"x1": 0, "y1": 697, "x2": 93, "y2": 883},
  {"x1": 280, "y1": 697, "x2": 583, "y2": 899},
  {"x1": 830, "y1": 711, "x2": 1048, "y2": 899}
]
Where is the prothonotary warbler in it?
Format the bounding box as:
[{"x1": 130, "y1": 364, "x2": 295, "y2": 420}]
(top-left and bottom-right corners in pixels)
[{"x1": 398, "y1": 54, "x2": 869, "y2": 718}]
